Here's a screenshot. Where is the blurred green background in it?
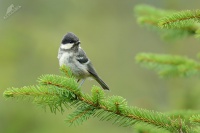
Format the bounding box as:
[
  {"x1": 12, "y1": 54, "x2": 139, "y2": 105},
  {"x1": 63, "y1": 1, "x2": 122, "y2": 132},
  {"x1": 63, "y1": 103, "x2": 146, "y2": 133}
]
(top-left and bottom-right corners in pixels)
[{"x1": 1, "y1": 0, "x2": 200, "y2": 133}]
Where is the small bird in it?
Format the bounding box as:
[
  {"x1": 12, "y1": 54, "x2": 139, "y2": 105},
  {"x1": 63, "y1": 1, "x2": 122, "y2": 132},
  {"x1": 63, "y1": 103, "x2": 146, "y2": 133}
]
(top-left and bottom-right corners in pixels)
[{"x1": 57, "y1": 32, "x2": 109, "y2": 90}]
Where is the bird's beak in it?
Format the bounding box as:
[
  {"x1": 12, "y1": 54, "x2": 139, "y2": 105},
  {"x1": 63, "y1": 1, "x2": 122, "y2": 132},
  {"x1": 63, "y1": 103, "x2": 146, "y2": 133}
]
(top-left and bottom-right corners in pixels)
[{"x1": 75, "y1": 41, "x2": 80, "y2": 45}]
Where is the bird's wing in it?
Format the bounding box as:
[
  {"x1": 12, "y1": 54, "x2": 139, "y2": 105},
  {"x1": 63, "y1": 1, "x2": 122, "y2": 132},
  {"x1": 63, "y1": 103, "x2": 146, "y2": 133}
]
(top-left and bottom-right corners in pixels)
[
  {"x1": 87, "y1": 62, "x2": 98, "y2": 77},
  {"x1": 87, "y1": 61, "x2": 110, "y2": 90},
  {"x1": 76, "y1": 48, "x2": 98, "y2": 76},
  {"x1": 76, "y1": 48, "x2": 89, "y2": 64},
  {"x1": 76, "y1": 48, "x2": 109, "y2": 90}
]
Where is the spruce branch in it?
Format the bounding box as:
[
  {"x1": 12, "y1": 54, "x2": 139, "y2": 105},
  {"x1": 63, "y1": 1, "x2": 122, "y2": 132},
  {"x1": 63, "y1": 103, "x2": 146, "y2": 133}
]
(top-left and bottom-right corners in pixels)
[
  {"x1": 66, "y1": 104, "x2": 96, "y2": 126},
  {"x1": 134, "y1": 5, "x2": 200, "y2": 41},
  {"x1": 59, "y1": 65, "x2": 74, "y2": 78},
  {"x1": 135, "y1": 4, "x2": 175, "y2": 26},
  {"x1": 167, "y1": 110, "x2": 200, "y2": 122},
  {"x1": 158, "y1": 10, "x2": 200, "y2": 29},
  {"x1": 133, "y1": 123, "x2": 171, "y2": 133},
  {"x1": 38, "y1": 74, "x2": 80, "y2": 95},
  {"x1": 4, "y1": 85, "x2": 72, "y2": 113},
  {"x1": 3, "y1": 65, "x2": 193, "y2": 132},
  {"x1": 136, "y1": 53, "x2": 200, "y2": 78},
  {"x1": 190, "y1": 115, "x2": 200, "y2": 124},
  {"x1": 189, "y1": 115, "x2": 200, "y2": 133}
]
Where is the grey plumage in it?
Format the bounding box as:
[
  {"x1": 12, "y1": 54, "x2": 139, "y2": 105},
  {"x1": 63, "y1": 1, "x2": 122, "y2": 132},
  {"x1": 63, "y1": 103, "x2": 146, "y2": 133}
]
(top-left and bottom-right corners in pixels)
[{"x1": 58, "y1": 32, "x2": 109, "y2": 90}]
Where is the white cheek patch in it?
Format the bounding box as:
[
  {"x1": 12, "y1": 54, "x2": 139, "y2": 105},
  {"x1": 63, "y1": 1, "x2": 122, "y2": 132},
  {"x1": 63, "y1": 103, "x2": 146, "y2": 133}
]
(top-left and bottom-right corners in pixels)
[{"x1": 60, "y1": 43, "x2": 74, "y2": 49}]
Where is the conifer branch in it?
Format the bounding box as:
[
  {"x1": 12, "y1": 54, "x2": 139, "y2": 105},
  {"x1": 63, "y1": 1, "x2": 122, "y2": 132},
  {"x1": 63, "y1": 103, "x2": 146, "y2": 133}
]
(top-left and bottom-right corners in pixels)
[
  {"x1": 136, "y1": 53, "x2": 200, "y2": 78},
  {"x1": 134, "y1": 123, "x2": 172, "y2": 133},
  {"x1": 167, "y1": 110, "x2": 200, "y2": 121},
  {"x1": 158, "y1": 10, "x2": 200, "y2": 29},
  {"x1": 3, "y1": 65, "x2": 194, "y2": 132},
  {"x1": 134, "y1": 5, "x2": 200, "y2": 40},
  {"x1": 135, "y1": 4, "x2": 175, "y2": 27},
  {"x1": 4, "y1": 85, "x2": 72, "y2": 113},
  {"x1": 190, "y1": 115, "x2": 200, "y2": 124},
  {"x1": 66, "y1": 105, "x2": 95, "y2": 126}
]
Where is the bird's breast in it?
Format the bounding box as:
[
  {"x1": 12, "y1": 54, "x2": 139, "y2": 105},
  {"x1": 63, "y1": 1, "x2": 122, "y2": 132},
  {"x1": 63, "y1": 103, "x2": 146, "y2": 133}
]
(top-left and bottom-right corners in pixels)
[
  {"x1": 59, "y1": 52, "x2": 89, "y2": 78},
  {"x1": 59, "y1": 52, "x2": 73, "y2": 66}
]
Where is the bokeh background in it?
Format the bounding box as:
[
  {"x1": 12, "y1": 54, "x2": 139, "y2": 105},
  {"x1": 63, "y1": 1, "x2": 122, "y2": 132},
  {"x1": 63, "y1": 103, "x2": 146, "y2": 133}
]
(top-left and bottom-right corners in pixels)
[{"x1": 1, "y1": 0, "x2": 200, "y2": 133}]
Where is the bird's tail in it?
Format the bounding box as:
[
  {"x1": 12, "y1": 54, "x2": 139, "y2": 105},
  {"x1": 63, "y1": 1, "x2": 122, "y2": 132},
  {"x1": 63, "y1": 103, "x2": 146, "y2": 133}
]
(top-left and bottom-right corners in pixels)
[{"x1": 95, "y1": 76, "x2": 109, "y2": 90}]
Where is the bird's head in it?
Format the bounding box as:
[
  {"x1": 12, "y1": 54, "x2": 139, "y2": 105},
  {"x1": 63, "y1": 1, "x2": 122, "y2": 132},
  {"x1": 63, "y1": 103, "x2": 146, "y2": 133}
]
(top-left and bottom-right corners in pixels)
[{"x1": 60, "y1": 32, "x2": 80, "y2": 50}]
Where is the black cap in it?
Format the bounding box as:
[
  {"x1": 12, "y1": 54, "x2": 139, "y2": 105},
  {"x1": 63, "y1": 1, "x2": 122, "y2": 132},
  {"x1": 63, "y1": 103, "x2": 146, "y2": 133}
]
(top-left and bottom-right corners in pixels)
[{"x1": 62, "y1": 32, "x2": 79, "y2": 44}]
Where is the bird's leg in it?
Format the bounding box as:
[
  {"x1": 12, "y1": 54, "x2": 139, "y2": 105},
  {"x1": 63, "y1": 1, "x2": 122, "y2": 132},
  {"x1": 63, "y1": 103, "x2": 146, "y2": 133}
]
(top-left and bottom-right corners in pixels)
[{"x1": 78, "y1": 79, "x2": 85, "y2": 88}]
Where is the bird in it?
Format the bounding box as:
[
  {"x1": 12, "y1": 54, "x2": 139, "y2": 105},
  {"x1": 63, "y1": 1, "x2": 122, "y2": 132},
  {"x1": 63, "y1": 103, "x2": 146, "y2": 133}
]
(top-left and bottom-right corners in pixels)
[{"x1": 57, "y1": 32, "x2": 109, "y2": 90}]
